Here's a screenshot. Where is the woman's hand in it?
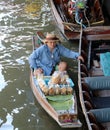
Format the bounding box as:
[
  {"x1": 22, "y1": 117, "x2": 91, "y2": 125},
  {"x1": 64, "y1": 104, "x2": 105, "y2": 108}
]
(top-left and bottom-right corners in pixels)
[
  {"x1": 34, "y1": 68, "x2": 43, "y2": 76},
  {"x1": 78, "y1": 55, "x2": 84, "y2": 62}
]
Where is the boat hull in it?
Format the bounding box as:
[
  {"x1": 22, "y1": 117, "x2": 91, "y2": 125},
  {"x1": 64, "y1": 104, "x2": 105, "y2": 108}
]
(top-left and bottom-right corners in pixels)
[
  {"x1": 30, "y1": 72, "x2": 82, "y2": 128},
  {"x1": 78, "y1": 30, "x2": 110, "y2": 130}
]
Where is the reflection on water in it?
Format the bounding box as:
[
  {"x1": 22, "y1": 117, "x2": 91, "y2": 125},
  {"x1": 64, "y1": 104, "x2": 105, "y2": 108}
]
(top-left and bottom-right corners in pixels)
[
  {"x1": 0, "y1": 64, "x2": 7, "y2": 92},
  {"x1": 0, "y1": 0, "x2": 86, "y2": 130},
  {"x1": 24, "y1": 1, "x2": 42, "y2": 17},
  {"x1": 0, "y1": 113, "x2": 14, "y2": 130}
]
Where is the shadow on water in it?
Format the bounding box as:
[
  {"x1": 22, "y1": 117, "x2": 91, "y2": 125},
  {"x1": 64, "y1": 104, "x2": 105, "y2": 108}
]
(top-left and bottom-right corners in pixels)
[{"x1": 0, "y1": 0, "x2": 88, "y2": 130}]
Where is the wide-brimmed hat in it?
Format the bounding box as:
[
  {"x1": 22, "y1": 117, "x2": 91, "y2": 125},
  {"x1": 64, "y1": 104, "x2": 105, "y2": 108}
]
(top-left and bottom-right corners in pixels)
[{"x1": 43, "y1": 33, "x2": 60, "y2": 43}]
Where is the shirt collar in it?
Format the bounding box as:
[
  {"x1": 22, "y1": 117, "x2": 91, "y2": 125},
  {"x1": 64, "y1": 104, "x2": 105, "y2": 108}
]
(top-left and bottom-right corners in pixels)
[{"x1": 44, "y1": 44, "x2": 58, "y2": 53}]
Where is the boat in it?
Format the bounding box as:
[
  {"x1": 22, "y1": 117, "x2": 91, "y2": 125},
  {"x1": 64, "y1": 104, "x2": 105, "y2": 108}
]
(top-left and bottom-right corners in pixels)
[
  {"x1": 29, "y1": 31, "x2": 82, "y2": 128},
  {"x1": 48, "y1": 0, "x2": 104, "y2": 40},
  {"x1": 78, "y1": 26, "x2": 110, "y2": 130}
]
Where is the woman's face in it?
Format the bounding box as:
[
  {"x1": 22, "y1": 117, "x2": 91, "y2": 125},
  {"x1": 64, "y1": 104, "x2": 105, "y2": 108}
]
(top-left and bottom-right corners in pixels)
[{"x1": 46, "y1": 41, "x2": 56, "y2": 50}]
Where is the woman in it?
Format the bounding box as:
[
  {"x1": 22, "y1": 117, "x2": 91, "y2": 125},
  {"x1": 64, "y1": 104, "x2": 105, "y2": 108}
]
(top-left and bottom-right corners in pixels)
[{"x1": 28, "y1": 33, "x2": 84, "y2": 76}]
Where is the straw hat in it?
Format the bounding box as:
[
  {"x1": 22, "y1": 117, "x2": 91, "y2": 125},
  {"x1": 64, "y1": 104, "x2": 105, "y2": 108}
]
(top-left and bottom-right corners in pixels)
[{"x1": 43, "y1": 33, "x2": 60, "y2": 43}]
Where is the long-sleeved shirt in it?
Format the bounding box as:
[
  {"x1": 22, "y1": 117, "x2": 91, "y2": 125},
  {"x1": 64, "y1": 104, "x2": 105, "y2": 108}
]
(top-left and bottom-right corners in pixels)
[{"x1": 28, "y1": 44, "x2": 79, "y2": 76}]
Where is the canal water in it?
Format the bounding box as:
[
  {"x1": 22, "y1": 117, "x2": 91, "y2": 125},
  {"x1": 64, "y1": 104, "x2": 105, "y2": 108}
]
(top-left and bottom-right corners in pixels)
[{"x1": 0, "y1": 0, "x2": 87, "y2": 130}]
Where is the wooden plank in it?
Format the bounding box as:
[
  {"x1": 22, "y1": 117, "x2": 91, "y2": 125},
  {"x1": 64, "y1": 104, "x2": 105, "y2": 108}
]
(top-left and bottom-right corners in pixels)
[
  {"x1": 86, "y1": 34, "x2": 110, "y2": 41},
  {"x1": 90, "y1": 67, "x2": 103, "y2": 76}
]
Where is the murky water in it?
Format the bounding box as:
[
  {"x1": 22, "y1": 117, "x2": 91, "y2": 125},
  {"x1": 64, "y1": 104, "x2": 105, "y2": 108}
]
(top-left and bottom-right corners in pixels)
[{"x1": 0, "y1": 0, "x2": 87, "y2": 130}]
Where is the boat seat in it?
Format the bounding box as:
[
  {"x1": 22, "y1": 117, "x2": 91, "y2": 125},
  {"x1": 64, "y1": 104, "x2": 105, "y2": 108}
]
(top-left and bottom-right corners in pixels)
[
  {"x1": 84, "y1": 101, "x2": 94, "y2": 110},
  {"x1": 93, "y1": 47, "x2": 110, "y2": 54},
  {"x1": 92, "y1": 96, "x2": 110, "y2": 108},
  {"x1": 87, "y1": 112, "x2": 106, "y2": 130},
  {"x1": 81, "y1": 64, "x2": 88, "y2": 76},
  {"x1": 81, "y1": 50, "x2": 87, "y2": 64},
  {"x1": 83, "y1": 91, "x2": 92, "y2": 103},
  {"x1": 90, "y1": 108, "x2": 110, "y2": 123},
  {"x1": 82, "y1": 87, "x2": 110, "y2": 109},
  {"x1": 90, "y1": 67, "x2": 103, "y2": 76},
  {"x1": 87, "y1": 111, "x2": 98, "y2": 124},
  {"x1": 81, "y1": 72, "x2": 87, "y2": 78},
  {"x1": 90, "y1": 123, "x2": 101, "y2": 130},
  {"x1": 81, "y1": 82, "x2": 90, "y2": 92},
  {"x1": 84, "y1": 76, "x2": 110, "y2": 90}
]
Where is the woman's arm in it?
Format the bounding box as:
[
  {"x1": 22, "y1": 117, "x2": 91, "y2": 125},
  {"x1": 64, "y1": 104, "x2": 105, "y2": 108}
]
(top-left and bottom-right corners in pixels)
[{"x1": 28, "y1": 50, "x2": 38, "y2": 70}]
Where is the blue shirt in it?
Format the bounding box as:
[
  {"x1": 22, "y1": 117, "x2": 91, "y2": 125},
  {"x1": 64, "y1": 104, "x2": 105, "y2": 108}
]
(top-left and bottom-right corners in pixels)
[{"x1": 29, "y1": 44, "x2": 79, "y2": 76}]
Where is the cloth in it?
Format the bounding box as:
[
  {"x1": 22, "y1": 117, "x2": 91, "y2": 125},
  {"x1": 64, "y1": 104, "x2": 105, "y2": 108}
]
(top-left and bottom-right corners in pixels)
[
  {"x1": 29, "y1": 44, "x2": 79, "y2": 76},
  {"x1": 46, "y1": 94, "x2": 73, "y2": 101},
  {"x1": 47, "y1": 94, "x2": 73, "y2": 110},
  {"x1": 100, "y1": 52, "x2": 110, "y2": 76},
  {"x1": 48, "y1": 98, "x2": 73, "y2": 110}
]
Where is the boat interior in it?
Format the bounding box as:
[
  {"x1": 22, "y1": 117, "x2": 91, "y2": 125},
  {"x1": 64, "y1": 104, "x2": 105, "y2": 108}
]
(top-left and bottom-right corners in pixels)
[
  {"x1": 53, "y1": 0, "x2": 104, "y2": 26},
  {"x1": 79, "y1": 36, "x2": 110, "y2": 130}
]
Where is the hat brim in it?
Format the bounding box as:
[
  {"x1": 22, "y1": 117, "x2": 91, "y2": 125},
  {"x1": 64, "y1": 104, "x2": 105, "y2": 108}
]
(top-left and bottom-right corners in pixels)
[{"x1": 43, "y1": 38, "x2": 60, "y2": 44}]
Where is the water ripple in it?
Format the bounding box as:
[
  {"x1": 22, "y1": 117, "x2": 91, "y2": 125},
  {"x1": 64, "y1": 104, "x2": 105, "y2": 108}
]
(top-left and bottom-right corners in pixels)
[
  {"x1": 0, "y1": 113, "x2": 14, "y2": 130},
  {"x1": 0, "y1": 65, "x2": 7, "y2": 92},
  {"x1": 0, "y1": 0, "x2": 52, "y2": 69}
]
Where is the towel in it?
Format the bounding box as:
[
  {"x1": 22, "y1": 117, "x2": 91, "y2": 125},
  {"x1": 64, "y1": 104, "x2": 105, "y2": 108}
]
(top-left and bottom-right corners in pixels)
[{"x1": 100, "y1": 52, "x2": 110, "y2": 76}]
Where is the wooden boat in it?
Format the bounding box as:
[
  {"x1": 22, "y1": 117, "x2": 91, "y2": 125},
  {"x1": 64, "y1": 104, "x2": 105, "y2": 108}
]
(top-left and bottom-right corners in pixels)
[
  {"x1": 29, "y1": 32, "x2": 82, "y2": 128},
  {"x1": 48, "y1": 0, "x2": 104, "y2": 40},
  {"x1": 78, "y1": 27, "x2": 110, "y2": 130}
]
